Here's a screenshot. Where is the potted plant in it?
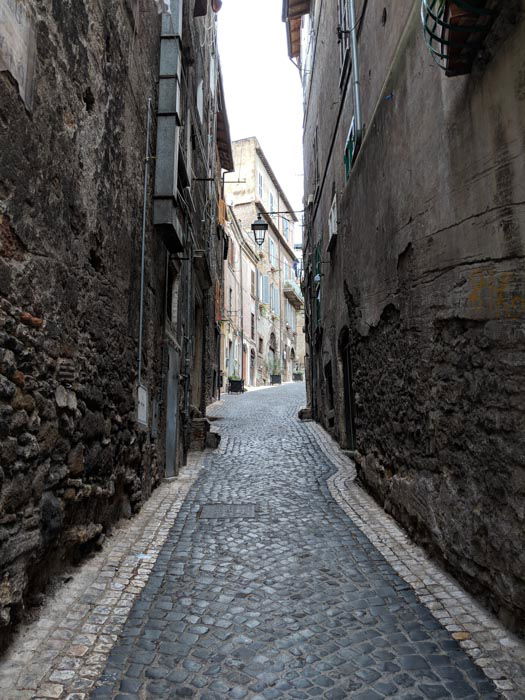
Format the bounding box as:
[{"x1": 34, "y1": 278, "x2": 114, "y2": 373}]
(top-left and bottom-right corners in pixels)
[
  {"x1": 228, "y1": 375, "x2": 244, "y2": 393},
  {"x1": 269, "y1": 359, "x2": 282, "y2": 385}
]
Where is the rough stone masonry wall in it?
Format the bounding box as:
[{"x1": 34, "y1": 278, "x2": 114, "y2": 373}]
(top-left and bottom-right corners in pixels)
[
  {"x1": 313, "y1": 4, "x2": 525, "y2": 632},
  {"x1": 0, "y1": 0, "x2": 165, "y2": 648}
]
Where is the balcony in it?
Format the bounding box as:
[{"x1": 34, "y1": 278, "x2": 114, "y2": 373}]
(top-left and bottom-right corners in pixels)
[
  {"x1": 421, "y1": 0, "x2": 498, "y2": 76},
  {"x1": 283, "y1": 279, "x2": 304, "y2": 309}
]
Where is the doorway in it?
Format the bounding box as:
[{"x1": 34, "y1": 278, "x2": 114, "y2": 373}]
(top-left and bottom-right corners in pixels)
[
  {"x1": 165, "y1": 345, "x2": 180, "y2": 477},
  {"x1": 250, "y1": 348, "x2": 256, "y2": 386},
  {"x1": 340, "y1": 328, "x2": 356, "y2": 450}
]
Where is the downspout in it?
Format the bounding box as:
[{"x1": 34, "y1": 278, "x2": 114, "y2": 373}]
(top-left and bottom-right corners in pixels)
[
  {"x1": 239, "y1": 239, "x2": 245, "y2": 382},
  {"x1": 348, "y1": 0, "x2": 363, "y2": 140},
  {"x1": 278, "y1": 242, "x2": 283, "y2": 380},
  {"x1": 138, "y1": 97, "x2": 153, "y2": 387},
  {"x1": 183, "y1": 238, "x2": 194, "y2": 450},
  {"x1": 255, "y1": 264, "x2": 260, "y2": 385}
]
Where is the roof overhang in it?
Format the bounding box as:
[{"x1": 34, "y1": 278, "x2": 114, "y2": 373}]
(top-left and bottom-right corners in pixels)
[
  {"x1": 282, "y1": 0, "x2": 310, "y2": 59},
  {"x1": 217, "y1": 65, "x2": 234, "y2": 172}
]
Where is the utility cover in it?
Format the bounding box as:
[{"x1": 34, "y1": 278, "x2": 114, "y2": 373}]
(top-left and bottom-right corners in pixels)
[{"x1": 199, "y1": 504, "x2": 256, "y2": 519}]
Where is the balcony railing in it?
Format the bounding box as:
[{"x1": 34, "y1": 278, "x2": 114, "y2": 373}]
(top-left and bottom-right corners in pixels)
[
  {"x1": 283, "y1": 279, "x2": 304, "y2": 309},
  {"x1": 421, "y1": 0, "x2": 498, "y2": 76}
]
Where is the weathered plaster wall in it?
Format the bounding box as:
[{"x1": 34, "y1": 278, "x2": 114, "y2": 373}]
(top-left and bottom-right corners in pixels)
[
  {"x1": 304, "y1": 1, "x2": 525, "y2": 631},
  {"x1": 0, "y1": 0, "x2": 165, "y2": 646}
]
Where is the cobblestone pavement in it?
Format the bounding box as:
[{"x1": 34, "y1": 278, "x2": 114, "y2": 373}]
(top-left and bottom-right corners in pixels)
[
  {"x1": 91, "y1": 383, "x2": 514, "y2": 699},
  {"x1": 1, "y1": 383, "x2": 524, "y2": 699}
]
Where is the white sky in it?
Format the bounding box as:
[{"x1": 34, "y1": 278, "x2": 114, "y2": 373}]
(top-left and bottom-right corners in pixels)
[{"x1": 217, "y1": 0, "x2": 304, "y2": 242}]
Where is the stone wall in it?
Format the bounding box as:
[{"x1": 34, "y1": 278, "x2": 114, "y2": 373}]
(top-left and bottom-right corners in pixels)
[
  {"x1": 302, "y1": 1, "x2": 525, "y2": 631},
  {"x1": 0, "y1": 0, "x2": 165, "y2": 647}
]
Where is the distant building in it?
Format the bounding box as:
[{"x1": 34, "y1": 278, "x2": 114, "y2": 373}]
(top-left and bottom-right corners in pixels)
[
  {"x1": 221, "y1": 207, "x2": 259, "y2": 387},
  {"x1": 224, "y1": 138, "x2": 305, "y2": 387}
]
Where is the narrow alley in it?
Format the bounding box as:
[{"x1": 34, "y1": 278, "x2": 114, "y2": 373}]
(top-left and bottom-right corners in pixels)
[
  {"x1": 1, "y1": 384, "x2": 523, "y2": 699},
  {"x1": 1, "y1": 0, "x2": 525, "y2": 698}
]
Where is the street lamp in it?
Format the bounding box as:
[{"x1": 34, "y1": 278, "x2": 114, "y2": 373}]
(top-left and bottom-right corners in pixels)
[{"x1": 251, "y1": 214, "x2": 268, "y2": 247}]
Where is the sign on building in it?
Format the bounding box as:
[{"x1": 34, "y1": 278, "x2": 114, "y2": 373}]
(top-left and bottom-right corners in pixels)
[
  {"x1": 137, "y1": 384, "x2": 149, "y2": 427},
  {"x1": 0, "y1": 0, "x2": 37, "y2": 110}
]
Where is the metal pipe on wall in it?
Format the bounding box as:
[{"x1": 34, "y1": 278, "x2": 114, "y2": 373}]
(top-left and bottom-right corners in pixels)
[
  {"x1": 138, "y1": 97, "x2": 152, "y2": 386},
  {"x1": 348, "y1": 0, "x2": 363, "y2": 138}
]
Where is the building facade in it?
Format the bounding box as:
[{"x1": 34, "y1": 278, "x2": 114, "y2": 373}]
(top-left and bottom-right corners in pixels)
[
  {"x1": 221, "y1": 206, "x2": 260, "y2": 387},
  {"x1": 0, "y1": 0, "x2": 231, "y2": 645},
  {"x1": 284, "y1": 0, "x2": 525, "y2": 631},
  {"x1": 224, "y1": 138, "x2": 304, "y2": 387}
]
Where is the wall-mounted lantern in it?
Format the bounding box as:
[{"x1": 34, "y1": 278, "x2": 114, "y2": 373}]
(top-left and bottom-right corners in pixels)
[{"x1": 251, "y1": 214, "x2": 268, "y2": 247}]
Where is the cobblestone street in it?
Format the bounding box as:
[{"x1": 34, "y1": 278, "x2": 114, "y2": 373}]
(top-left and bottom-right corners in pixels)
[{"x1": 1, "y1": 384, "x2": 524, "y2": 699}]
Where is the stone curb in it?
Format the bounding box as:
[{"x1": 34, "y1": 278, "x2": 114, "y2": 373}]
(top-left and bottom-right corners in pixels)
[{"x1": 302, "y1": 419, "x2": 525, "y2": 699}]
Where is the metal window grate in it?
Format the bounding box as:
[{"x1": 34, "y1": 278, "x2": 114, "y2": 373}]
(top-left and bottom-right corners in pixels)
[{"x1": 421, "y1": 0, "x2": 498, "y2": 76}]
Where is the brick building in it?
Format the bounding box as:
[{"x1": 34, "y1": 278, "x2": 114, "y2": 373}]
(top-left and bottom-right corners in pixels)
[
  {"x1": 0, "y1": 0, "x2": 231, "y2": 645},
  {"x1": 284, "y1": 0, "x2": 525, "y2": 631}
]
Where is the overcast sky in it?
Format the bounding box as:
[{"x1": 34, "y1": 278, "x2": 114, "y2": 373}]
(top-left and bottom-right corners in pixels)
[{"x1": 217, "y1": 0, "x2": 304, "y2": 241}]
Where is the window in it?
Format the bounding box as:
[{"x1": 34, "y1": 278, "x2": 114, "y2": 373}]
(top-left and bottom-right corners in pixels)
[
  {"x1": 258, "y1": 336, "x2": 263, "y2": 354},
  {"x1": 284, "y1": 261, "x2": 290, "y2": 281},
  {"x1": 269, "y1": 191, "x2": 274, "y2": 217},
  {"x1": 328, "y1": 194, "x2": 338, "y2": 251},
  {"x1": 196, "y1": 79, "x2": 204, "y2": 122},
  {"x1": 300, "y1": 10, "x2": 316, "y2": 108},
  {"x1": 167, "y1": 266, "x2": 180, "y2": 328},
  {"x1": 260, "y1": 275, "x2": 270, "y2": 304},
  {"x1": 269, "y1": 238, "x2": 277, "y2": 268},
  {"x1": 313, "y1": 128, "x2": 320, "y2": 194},
  {"x1": 251, "y1": 313, "x2": 255, "y2": 339},
  {"x1": 258, "y1": 172, "x2": 263, "y2": 199},
  {"x1": 283, "y1": 217, "x2": 290, "y2": 240},
  {"x1": 228, "y1": 287, "x2": 233, "y2": 313},
  {"x1": 271, "y1": 285, "x2": 279, "y2": 315},
  {"x1": 209, "y1": 53, "x2": 216, "y2": 97},
  {"x1": 250, "y1": 269, "x2": 256, "y2": 297},
  {"x1": 228, "y1": 238, "x2": 234, "y2": 267},
  {"x1": 338, "y1": 0, "x2": 351, "y2": 78},
  {"x1": 344, "y1": 117, "x2": 357, "y2": 180},
  {"x1": 285, "y1": 301, "x2": 297, "y2": 331}
]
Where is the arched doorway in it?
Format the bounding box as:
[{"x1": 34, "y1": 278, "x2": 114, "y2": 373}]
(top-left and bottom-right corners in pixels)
[
  {"x1": 268, "y1": 332, "x2": 277, "y2": 377},
  {"x1": 339, "y1": 328, "x2": 356, "y2": 450}
]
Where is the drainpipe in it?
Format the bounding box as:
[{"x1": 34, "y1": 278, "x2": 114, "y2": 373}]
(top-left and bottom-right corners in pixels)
[
  {"x1": 138, "y1": 97, "x2": 152, "y2": 387},
  {"x1": 278, "y1": 241, "x2": 283, "y2": 380},
  {"x1": 348, "y1": 0, "x2": 363, "y2": 140},
  {"x1": 239, "y1": 239, "x2": 245, "y2": 382},
  {"x1": 183, "y1": 239, "x2": 193, "y2": 452}
]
